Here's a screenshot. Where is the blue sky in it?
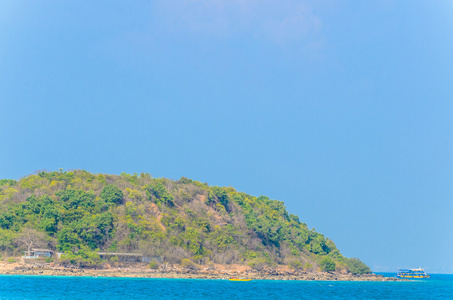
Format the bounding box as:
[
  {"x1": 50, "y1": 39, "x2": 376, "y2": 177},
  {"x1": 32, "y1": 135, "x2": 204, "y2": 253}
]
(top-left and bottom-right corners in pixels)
[{"x1": 1, "y1": 1, "x2": 452, "y2": 273}]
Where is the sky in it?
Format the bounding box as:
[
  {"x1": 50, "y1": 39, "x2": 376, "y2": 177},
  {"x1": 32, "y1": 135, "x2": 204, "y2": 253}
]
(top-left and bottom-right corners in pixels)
[{"x1": 1, "y1": 0, "x2": 452, "y2": 273}]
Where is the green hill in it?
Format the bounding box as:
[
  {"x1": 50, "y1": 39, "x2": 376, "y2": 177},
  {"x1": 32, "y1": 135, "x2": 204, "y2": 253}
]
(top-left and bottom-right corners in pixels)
[{"x1": 0, "y1": 170, "x2": 370, "y2": 274}]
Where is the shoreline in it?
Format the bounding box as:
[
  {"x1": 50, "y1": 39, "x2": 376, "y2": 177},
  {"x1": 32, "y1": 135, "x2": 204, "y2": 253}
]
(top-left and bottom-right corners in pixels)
[{"x1": 0, "y1": 263, "x2": 400, "y2": 281}]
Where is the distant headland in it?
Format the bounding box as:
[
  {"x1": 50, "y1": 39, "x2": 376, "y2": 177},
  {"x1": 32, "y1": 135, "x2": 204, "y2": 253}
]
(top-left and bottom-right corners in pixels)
[{"x1": 0, "y1": 170, "x2": 387, "y2": 280}]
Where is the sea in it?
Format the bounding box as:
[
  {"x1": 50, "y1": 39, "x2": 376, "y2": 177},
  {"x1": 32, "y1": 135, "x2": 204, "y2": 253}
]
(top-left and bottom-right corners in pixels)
[{"x1": 0, "y1": 273, "x2": 452, "y2": 299}]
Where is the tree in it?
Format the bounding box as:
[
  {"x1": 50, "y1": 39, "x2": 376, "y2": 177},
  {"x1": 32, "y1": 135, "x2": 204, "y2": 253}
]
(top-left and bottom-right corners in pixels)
[
  {"x1": 57, "y1": 189, "x2": 96, "y2": 209},
  {"x1": 346, "y1": 258, "x2": 371, "y2": 274},
  {"x1": 0, "y1": 229, "x2": 16, "y2": 252},
  {"x1": 101, "y1": 185, "x2": 123, "y2": 205},
  {"x1": 319, "y1": 256, "x2": 336, "y2": 272},
  {"x1": 14, "y1": 228, "x2": 48, "y2": 254},
  {"x1": 144, "y1": 182, "x2": 174, "y2": 206},
  {"x1": 212, "y1": 187, "x2": 229, "y2": 209}
]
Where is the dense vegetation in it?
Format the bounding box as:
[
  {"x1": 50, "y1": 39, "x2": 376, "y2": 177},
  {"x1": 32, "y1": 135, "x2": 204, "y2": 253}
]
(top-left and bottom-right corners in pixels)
[{"x1": 0, "y1": 170, "x2": 370, "y2": 274}]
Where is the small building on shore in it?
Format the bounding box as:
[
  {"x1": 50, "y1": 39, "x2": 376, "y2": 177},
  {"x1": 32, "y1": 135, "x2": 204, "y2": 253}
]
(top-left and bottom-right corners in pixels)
[{"x1": 22, "y1": 249, "x2": 54, "y2": 259}]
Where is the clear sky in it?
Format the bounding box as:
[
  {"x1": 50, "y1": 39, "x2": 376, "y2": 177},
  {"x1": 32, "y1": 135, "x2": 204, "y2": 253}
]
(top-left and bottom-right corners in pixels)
[{"x1": 1, "y1": 1, "x2": 452, "y2": 273}]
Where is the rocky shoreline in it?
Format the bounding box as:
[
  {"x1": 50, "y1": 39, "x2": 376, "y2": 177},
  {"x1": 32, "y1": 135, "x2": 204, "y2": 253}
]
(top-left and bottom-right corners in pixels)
[{"x1": 0, "y1": 263, "x2": 400, "y2": 281}]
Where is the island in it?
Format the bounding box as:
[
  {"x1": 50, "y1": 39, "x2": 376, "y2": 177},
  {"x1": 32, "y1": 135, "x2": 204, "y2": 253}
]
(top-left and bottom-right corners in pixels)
[{"x1": 0, "y1": 170, "x2": 397, "y2": 281}]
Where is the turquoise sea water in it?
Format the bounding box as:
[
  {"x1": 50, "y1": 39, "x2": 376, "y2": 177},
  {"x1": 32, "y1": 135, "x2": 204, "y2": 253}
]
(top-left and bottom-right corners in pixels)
[{"x1": 1, "y1": 273, "x2": 452, "y2": 299}]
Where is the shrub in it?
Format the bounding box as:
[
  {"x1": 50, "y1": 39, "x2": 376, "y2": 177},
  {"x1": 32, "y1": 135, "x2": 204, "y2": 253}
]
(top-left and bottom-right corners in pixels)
[
  {"x1": 248, "y1": 257, "x2": 269, "y2": 271},
  {"x1": 45, "y1": 257, "x2": 54, "y2": 263},
  {"x1": 215, "y1": 203, "x2": 227, "y2": 215},
  {"x1": 7, "y1": 258, "x2": 16, "y2": 263},
  {"x1": 60, "y1": 247, "x2": 102, "y2": 268},
  {"x1": 304, "y1": 263, "x2": 313, "y2": 270},
  {"x1": 109, "y1": 256, "x2": 119, "y2": 262},
  {"x1": 289, "y1": 260, "x2": 302, "y2": 270},
  {"x1": 181, "y1": 259, "x2": 198, "y2": 270},
  {"x1": 149, "y1": 260, "x2": 159, "y2": 269}
]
